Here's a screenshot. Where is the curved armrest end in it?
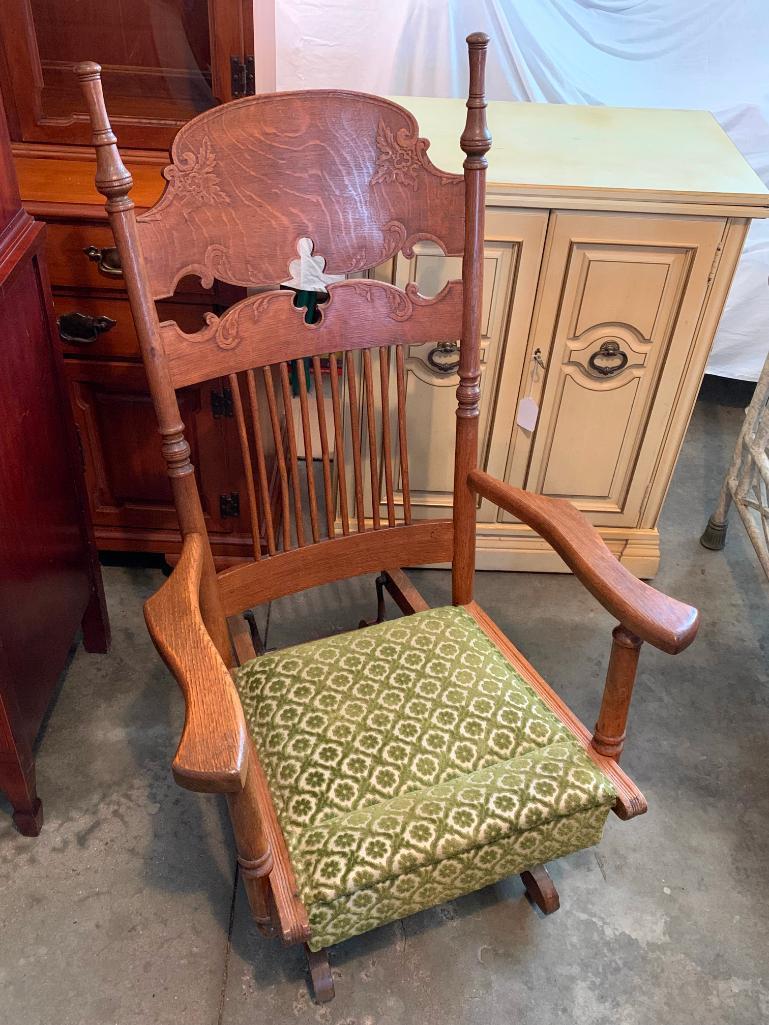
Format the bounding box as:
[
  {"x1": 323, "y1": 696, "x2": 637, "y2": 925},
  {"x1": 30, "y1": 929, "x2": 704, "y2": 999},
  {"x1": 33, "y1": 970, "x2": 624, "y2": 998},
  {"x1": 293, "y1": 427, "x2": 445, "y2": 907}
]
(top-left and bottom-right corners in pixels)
[
  {"x1": 468, "y1": 470, "x2": 699, "y2": 655},
  {"x1": 144, "y1": 533, "x2": 248, "y2": 793}
]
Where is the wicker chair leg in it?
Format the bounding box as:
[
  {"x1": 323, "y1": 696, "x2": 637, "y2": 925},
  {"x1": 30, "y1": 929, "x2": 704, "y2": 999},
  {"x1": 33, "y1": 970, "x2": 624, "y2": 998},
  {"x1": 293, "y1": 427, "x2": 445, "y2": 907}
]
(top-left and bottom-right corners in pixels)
[{"x1": 520, "y1": 863, "x2": 560, "y2": 915}]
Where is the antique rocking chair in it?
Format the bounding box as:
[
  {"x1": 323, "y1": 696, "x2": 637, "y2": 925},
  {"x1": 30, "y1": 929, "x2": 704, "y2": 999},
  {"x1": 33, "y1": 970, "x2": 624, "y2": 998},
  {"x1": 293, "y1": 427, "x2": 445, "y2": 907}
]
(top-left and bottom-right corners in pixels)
[{"x1": 75, "y1": 35, "x2": 698, "y2": 1003}]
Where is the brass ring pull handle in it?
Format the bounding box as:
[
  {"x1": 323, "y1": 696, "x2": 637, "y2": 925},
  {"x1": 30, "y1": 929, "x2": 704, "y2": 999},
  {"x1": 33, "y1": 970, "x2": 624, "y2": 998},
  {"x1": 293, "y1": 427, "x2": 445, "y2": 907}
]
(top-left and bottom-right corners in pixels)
[
  {"x1": 588, "y1": 339, "x2": 628, "y2": 378},
  {"x1": 58, "y1": 311, "x2": 117, "y2": 345},
  {"x1": 83, "y1": 244, "x2": 123, "y2": 277},
  {"x1": 427, "y1": 340, "x2": 460, "y2": 374}
]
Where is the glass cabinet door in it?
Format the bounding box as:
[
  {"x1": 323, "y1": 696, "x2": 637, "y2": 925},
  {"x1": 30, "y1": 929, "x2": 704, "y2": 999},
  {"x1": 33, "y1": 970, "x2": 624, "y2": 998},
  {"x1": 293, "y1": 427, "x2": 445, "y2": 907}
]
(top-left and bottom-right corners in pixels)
[{"x1": 0, "y1": 0, "x2": 252, "y2": 149}]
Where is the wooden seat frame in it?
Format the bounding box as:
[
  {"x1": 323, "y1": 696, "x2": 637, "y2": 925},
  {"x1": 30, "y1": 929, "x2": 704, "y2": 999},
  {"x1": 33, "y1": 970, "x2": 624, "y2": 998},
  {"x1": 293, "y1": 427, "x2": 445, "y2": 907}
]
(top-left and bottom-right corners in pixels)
[{"x1": 75, "y1": 35, "x2": 698, "y2": 1004}]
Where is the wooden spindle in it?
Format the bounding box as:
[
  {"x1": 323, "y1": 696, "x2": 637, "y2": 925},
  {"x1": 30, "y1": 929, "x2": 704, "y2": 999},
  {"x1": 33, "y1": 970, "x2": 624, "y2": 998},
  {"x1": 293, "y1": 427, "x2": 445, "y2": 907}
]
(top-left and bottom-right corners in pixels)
[
  {"x1": 452, "y1": 32, "x2": 491, "y2": 606},
  {"x1": 395, "y1": 344, "x2": 412, "y2": 525},
  {"x1": 228, "y1": 373, "x2": 261, "y2": 560},
  {"x1": 296, "y1": 367, "x2": 320, "y2": 543},
  {"x1": 246, "y1": 370, "x2": 276, "y2": 556},
  {"x1": 261, "y1": 365, "x2": 292, "y2": 551},
  {"x1": 362, "y1": 349, "x2": 381, "y2": 529},
  {"x1": 279, "y1": 361, "x2": 306, "y2": 548},
  {"x1": 379, "y1": 347, "x2": 396, "y2": 527},
  {"x1": 345, "y1": 351, "x2": 366, "y2": 532},
  {"x1": 311, "y1": 356, "x2": 335, "y2": 539},
  {"x1": 328, "y1": 353, "x2": 350, "y2": 536},
  {"x1": 591, "y1": 626, "x2": 643, "y2": 761}
]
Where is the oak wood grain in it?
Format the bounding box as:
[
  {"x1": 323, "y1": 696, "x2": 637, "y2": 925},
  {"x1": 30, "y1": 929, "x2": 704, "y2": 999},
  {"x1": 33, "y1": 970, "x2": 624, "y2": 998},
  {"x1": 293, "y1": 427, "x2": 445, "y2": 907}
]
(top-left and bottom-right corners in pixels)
[
  {"x1": 135, "y1": 91, "x2": 464, "y2": 298},
  {"x1": 143, "y1": 533, "x2": 247, "y2": 792},
  {"x1": 468, "y1": 468, "x2": 699, "y2": 654},
  {"x1": 160, "y1": 280, "x2": 463, "y2": 390},
  {"x1": 218, "y1": 520, "x2": 454, "y2": 615}
]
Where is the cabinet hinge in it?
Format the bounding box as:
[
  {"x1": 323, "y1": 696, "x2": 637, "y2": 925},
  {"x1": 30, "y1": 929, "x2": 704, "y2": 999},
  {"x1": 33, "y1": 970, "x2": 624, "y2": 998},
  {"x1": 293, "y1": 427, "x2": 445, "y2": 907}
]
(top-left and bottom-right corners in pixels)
[
  {"x1": 707, "y1": 243, "x2": 724, "y2": 285},
  {"x1": 219, "y1": 492, "x2": 240, "y2": 518},
  {"x1": 230, "y1": 55, "x2": 256, "y2": 98},
  {"x1": 211, "y1": 386, "x2": 234, "y2": 418}
]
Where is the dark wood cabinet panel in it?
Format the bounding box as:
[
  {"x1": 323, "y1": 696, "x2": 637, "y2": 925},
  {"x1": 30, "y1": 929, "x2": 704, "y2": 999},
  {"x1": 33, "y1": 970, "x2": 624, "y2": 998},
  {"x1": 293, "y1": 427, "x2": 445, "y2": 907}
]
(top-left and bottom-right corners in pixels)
[
  {"x1": 2, "y1": 2, "x2": 262, "y2": 562},
  {"x1": 0, "y1": 0, "x2": 254, "y2": 149},
  {"x1": 65, "y1": 360, "x2": 235, "y2": 537},
  {"x1": 0, "y1": 92, "x2": 109, "y2": 835}
]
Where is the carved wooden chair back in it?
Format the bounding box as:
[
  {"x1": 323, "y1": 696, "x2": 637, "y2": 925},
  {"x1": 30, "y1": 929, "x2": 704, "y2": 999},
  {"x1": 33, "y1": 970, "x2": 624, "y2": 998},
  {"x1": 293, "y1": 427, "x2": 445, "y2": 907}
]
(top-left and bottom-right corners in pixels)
[{"x1": 75, "y1": 36, "x2": 491, "y2": 662}]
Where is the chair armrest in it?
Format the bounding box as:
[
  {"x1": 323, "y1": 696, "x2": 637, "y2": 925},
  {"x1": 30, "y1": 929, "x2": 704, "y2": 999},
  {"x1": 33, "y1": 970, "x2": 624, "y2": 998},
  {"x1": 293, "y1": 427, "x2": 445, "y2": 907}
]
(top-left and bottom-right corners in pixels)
[
  {"x1": 144, "y1": 533, "x2": 248, "y2": 793},
  {"x1": 468, "y1": 469, "x2": 699, "y2": 654}
]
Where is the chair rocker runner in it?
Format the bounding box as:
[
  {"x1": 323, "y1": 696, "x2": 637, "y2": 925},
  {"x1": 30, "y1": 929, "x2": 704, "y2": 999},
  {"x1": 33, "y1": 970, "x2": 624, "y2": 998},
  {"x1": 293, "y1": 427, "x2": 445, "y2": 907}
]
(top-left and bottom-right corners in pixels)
[{"x1": 75, "y1": 34, "x2": 699, "y2": 1004}]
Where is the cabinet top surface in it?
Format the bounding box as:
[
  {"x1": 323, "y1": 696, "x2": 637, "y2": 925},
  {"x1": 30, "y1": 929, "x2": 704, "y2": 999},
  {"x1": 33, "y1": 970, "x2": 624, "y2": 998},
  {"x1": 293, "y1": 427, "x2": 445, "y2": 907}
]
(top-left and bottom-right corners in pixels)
[
  {"x1": 391, "y1": 96, "x2": 769, "y2": 213},
  {"x1": 14, "y1": 96, "x2": 768, "y2": 218}
]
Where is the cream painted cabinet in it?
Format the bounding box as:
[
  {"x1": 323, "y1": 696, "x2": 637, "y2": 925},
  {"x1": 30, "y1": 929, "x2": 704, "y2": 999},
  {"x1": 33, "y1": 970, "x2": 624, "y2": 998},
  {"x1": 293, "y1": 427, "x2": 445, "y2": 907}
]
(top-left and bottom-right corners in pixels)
[
  {"x1": 341, "y1": 100, "x2": 769, "y2": 576},
  {"x1": 358, "y1": 208, "x2": 548, "y2": 524},
  {"x1": 508, "y1": 213, "x2": 725, "y2": 526}
]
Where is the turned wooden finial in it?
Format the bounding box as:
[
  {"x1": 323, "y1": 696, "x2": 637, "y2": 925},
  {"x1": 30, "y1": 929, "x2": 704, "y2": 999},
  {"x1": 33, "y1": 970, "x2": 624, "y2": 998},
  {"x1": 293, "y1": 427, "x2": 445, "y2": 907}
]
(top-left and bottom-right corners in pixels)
[
  {"x1": 74, "y1": 61, "x2": 134, "y2": 210},
  {"x1": 461, "y1": 32, "x2": 492, "y2": 169}
]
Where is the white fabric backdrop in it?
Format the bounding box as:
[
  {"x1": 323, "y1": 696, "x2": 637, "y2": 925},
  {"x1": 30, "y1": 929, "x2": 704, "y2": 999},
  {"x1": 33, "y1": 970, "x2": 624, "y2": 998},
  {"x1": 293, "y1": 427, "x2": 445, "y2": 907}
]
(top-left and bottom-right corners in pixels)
[{"x1": 273, "y1": 0, "x2": 769, "y2": 380}]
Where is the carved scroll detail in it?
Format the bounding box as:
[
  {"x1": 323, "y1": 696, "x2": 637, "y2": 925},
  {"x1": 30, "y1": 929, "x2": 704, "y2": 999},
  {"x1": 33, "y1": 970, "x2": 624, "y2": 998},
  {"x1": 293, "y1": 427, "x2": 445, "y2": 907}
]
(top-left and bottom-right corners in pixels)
[
  {"x1": 372, "y1": 119, "x2": 457, "y2": 191},
  {"x1": 160, "y1": 279, "x2": 464, "y2": 389}
]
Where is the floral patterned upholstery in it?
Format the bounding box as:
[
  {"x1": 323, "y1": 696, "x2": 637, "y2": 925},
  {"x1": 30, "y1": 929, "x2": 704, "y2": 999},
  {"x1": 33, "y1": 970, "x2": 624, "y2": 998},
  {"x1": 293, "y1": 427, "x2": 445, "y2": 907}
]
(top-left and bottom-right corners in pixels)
[{"x1": 234, "y1": 606, "x2": 616, "y2": 950}]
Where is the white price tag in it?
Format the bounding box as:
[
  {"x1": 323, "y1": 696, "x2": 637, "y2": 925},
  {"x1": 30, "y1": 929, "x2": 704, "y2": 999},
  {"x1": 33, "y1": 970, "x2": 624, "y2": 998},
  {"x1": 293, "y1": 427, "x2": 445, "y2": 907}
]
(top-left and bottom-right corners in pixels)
[{"x1": 516, "y1": 396, "x2": 539, "y2": 431}]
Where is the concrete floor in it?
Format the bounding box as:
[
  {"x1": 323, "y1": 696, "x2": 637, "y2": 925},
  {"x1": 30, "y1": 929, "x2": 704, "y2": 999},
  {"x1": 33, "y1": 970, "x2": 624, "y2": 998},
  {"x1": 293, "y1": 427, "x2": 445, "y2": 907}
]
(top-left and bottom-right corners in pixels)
[{"x1": 2, "y1": 377, "x2": 768, "y2": 1025}]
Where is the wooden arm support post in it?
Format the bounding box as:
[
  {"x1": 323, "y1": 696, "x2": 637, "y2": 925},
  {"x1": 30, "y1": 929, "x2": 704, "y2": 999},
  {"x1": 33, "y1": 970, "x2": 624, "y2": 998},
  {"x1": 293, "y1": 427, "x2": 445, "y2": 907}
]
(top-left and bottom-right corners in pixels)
[
  {"x1": 467, "y1": 469, "x2": 699, "y2": 761},
  {"x1": 593, "y1": 625, "x2": 642, "y2": 761}
]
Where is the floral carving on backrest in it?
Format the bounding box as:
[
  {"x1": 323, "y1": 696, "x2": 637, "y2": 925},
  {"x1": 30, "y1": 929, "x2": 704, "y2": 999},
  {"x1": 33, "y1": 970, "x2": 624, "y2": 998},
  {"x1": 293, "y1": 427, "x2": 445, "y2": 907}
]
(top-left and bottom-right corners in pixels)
[
  {"x1": 136, "y1": 91, "x2": 465, "y2": 299},
  {"x1": 165, "y1": 138, "x2": 230, "y2": 208},
  {"x1": 371, "y1": 120, "x2": 457, "y2": 191}
]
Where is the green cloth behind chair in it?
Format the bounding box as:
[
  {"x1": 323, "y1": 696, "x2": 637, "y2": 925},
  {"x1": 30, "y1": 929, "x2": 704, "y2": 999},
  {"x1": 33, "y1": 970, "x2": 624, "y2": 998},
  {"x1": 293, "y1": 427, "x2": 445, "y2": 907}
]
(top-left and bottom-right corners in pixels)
[{"x1": 235, "y1": 606, "x2": 616, "y2": 950}]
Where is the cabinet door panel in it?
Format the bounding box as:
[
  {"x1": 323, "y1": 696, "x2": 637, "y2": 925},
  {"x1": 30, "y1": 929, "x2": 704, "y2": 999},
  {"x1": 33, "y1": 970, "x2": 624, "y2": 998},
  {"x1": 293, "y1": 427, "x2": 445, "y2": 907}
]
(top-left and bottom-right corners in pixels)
[
  {"x1": 1, "y1": 0, "x2": 252, "y2": 148},
  {"x1": 350, "y1": 209, "x2": 548, "y2": 523},
  {"x1": 64, "y1": 360, "x2": 233, "y2": 535},
  {"x1": 512, "y1": 211, "x2": 725, "y2": 526}
]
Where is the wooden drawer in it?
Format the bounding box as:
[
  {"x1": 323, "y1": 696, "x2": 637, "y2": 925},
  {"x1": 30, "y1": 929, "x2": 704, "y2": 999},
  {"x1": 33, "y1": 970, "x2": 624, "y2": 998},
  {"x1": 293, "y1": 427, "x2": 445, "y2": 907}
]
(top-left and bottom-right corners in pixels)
[
  {"x1": 54, "y1": 293, "x2": 211, "y2": 360},
  {"x1": 44, "y1": 220, "x2": 214, "y2": 296}
]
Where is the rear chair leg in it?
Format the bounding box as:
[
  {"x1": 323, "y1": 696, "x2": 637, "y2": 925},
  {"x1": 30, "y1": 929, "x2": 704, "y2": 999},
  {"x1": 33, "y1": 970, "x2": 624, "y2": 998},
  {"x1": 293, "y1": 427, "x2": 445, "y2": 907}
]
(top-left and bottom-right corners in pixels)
[
  {"x1": 243, "y1": 609, "x2": 265, "y2": 655},
  {"x1": 359, "y1": 572, "x2": 387, "y2": 628},
  {"x1": 305, "y1": 944, "x2": 335, "y2": 1003},
  {"x1": 520, "y1": 864, "x2": 560, "y2": 915}
]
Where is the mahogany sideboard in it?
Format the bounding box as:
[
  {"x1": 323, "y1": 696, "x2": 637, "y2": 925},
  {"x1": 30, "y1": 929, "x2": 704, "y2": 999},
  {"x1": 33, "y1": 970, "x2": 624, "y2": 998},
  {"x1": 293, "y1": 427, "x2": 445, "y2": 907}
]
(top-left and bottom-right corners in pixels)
[
  {"x1": 0, "y1": 93, "x2": 110, "y2": 836},
  {"x1": 0, "y1": 2, "x2": 269, "y2": 564}
]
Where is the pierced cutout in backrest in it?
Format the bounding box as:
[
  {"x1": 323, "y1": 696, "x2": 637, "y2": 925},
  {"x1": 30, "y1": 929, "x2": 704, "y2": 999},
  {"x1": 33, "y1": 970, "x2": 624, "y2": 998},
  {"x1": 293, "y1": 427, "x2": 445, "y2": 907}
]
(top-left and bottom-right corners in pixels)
[
  {"x1": 136, "y1": 91, "x2": 465, "y2": 299},
  {"x1": 282, "y1": 238, "x2": 344, "y2": 292}
]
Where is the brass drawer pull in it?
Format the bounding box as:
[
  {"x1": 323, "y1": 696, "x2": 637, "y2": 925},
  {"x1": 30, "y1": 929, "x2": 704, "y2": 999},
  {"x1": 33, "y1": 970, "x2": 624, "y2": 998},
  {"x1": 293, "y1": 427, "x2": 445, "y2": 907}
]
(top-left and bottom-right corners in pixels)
[
  {"x1": 58, "y1": 311, "x2": 117, "y2": 345},
  {"x1": 427, "y1": 340, "x2": 460, "y2": 374},
  {"x1": 588, "y1": 339, "x2": 628, "y2": 378},
  {"x1": 83, "y1": 244, "x2": 123, "y2": 277}
]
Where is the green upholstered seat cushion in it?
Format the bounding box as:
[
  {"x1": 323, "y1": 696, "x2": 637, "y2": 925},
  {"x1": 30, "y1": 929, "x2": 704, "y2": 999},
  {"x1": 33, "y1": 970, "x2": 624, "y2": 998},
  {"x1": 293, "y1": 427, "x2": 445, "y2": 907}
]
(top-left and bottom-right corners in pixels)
[{"x1": 234, "y1": 606, "x2": 616, "y2": 949}]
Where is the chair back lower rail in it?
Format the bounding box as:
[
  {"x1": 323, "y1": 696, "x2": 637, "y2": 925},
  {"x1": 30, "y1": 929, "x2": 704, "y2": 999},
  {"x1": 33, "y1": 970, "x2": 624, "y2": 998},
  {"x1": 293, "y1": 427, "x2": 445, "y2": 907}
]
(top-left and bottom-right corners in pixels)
[{"x1": 218, "y1": 519, "x2": 453, "y2": 616}]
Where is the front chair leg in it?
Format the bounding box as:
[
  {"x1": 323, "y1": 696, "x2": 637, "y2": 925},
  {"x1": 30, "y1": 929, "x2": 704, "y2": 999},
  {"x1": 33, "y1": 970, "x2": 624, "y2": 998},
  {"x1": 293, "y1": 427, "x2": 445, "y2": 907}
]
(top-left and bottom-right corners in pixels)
[
  {"x1": 305, "y1": 944, "x2": 335, "y2": 1003},
  {"x1": 520, "y1": 864, "x2": 560, "y2": 915}
]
